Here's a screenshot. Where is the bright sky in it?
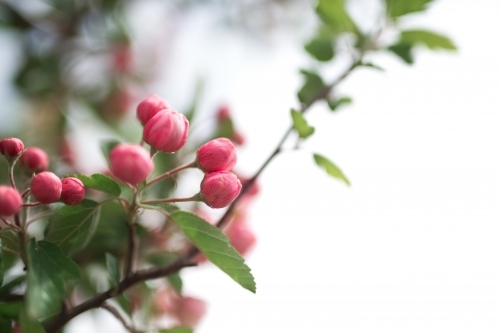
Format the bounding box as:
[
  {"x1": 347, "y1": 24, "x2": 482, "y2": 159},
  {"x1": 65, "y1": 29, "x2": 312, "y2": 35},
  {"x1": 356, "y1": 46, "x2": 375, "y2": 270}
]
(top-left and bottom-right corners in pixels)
[{"x1": 61, "y1": 0, "x2": 500, "y2": 332}]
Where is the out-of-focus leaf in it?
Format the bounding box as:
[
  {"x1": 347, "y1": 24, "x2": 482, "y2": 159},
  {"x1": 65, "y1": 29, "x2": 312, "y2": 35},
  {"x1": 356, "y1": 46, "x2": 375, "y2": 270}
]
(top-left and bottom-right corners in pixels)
[
  {"x1": 159, "y1": 326, "x2": 193, "y2": 333},
  {"x1": 400, "y1": 30, "x2": 456, "y2": 50},
  {"x1": 0, "y1": 275, "x2": 25, "y2": 296},
  {"x1": 45, "y1": 199, "x2": 101, "y2": 256},
  {"x1": 385, "y1": 0, "x2": 434, "y2": 19},
  {"x1": 170, "y1": 211, "x2": 256, "y2": 293},
  {"x1": 105, "y1": 253, "x2": 120, "y2": 288},
  {"x1": 328, "y1": 97, "x2": 353, "y2": 112},
  {"x1": 0, "y1": 239, "x2": 3, "y2": 287},
  {"x1": 26, "y1": 240, "x2": 80, "y2": 318},
  {"x1": 388, "y1": 42, "x2": 414, "y2": 64},
  {"x1": 73, "y1": 173, "x2": 121, "y2": 196},
  {"x1": 184, "y1": 78, "x2": 205, "y2": 122},
  {"x1": 356, "y1": 62, "x2": 385, "y2": 71},
  {"x1": 316, "y1": 0, "x2": 357, "y2": 34},
  {"x1": 0, "y1": 301, "x2": 21, "y2": 319},
  {"x1": 313, "y1": 153, "x2": 351, "y2": 186},
  {"x1": 0, "y1": 318, "x2": 11, "y2": 333},
  {"x1": 298, "y1": 70, "x2": 326, "y2": 104},
  {"x1": 290, "y1": 109, "x2": 315, "y2": 139},
  {"x1": 100, "y1": 139, "x2": 121, "y2": 165},
  {"x1": 167, "y1": 274, "x2": 183, "y2": 294},
  {"x1": 19, "y1": 307, "x2": 45, "y2": 333},
  {"x1": 304, "y1": 34, "x2": 334, "y2": 61},
  {"x1": 141, "y1": 202, "x2": 180, "y2": 214}
]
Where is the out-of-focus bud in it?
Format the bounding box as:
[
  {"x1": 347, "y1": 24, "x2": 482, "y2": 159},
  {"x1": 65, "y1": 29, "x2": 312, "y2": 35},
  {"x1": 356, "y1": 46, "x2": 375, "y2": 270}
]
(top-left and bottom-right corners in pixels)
[
  {"x1": 31, "y1": 172, "x2": 62, "y2": 204},
  {"x1": 232, "y1": 130, "x2": 245, "y2": 146},
  {"x1": 109, "y1": 143, "x2": 153, "y2": 185},
  {"x1": 111, "y1": 43, "x2": 132, "y2": 72},
  {"x1": 20, "y1": 147, "x2": 49, "y2": 173},
  {"x1": 143, "y1": 109, "x2": 189, "y2": 153},
  {"x1": 137, "y1": 94, "x2": 169, "y2": 126},
  {"x1": 0, "y1": 137, "x2": 24, "y2": 160},
  {"x1": 238, "y1": 175, "x2": 260, "y2": 198},
  {"x1": 174, "y1": 296, "x2": 207, "y2": 328},
  {"x1": 197, "y1": 138, "x2": 236, "y2": 173},
  {"x1": 0, "y1": 186, "x2": 22, "y2": 216},
  {"x1": 225, "y1": 220, "x2": 257, "y2": 256},
  {"x1": 200, "y1": 172, "x2": 242, "y2": 209},
  {"x1": 61, "y1": 177, "x2": 85, "y2": 206},
  {"x1": 216, "y1": 105, "x2": 231, "y2": 123}
]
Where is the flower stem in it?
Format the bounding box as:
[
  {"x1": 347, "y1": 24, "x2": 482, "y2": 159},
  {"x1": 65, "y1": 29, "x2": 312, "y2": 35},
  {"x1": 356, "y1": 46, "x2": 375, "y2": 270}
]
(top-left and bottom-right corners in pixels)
[{"x1": 145, "y1": 160, "x2": 197, "y2": 189}]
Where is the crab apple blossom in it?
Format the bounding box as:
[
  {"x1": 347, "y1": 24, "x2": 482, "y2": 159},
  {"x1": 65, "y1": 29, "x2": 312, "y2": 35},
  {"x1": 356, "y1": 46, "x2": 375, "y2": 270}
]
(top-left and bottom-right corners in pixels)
[
  {"x1": 61, "y1": 177, "x2": 85, "y2": 206},
  {"x1": 137, "y1": 94, "x2": 169, "y2": 126},
  {"x1": 0, "y1": 186, "x2": 22, "y2": 216},
  {"x1": 197, "y1": 138, "x2": 237, "y2": 173},
  {"x1": 109, "y1": 143, "x2": 153, "y2": 185},
  {"x1": 174, "y1": 296, "x2": 207, "y2": 328},
  {"x1": 225, "y1": 219, "x2": 257, "y2": 256},
  {"x1": 0, "y1": 137, "x2": 24, "y2": 159},
  {"x1": 19, "y1": 147, "x2": 49, "y2": 173},
  {"x1": 31, "y1": 171, "x2": 62, "y2": 204},
  {"x1": 143, "y1": 109, "x2": 189, "y2": 153},
  {"x1": 200, "y1": 171, "x2": 242, "y2": 208}
]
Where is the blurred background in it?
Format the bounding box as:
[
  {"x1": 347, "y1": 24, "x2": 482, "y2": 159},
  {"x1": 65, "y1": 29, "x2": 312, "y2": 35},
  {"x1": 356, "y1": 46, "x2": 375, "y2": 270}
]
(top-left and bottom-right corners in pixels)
[{"x1": 0, "y1": 0, "x2": 499, "y2": 332}]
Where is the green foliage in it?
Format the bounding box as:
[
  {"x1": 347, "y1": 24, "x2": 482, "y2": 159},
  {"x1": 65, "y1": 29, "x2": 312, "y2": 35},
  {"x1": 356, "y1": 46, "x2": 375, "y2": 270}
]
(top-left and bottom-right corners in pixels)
[
  {"x1": 0, "y1": 318, "x2": 11, "y2": 333},
  {"x1": 148, "y1": 253, "x2": 184, "y2": 293},
  {"x1": 74, "y1": 173, "x2": 121, "y2": 196},
  {"x1": 141, "y1": 202, "x2": 180, "y2": 214},
  {"x1": 100, "y1": 139, "x2": 121, "y2": 165},
  {"x1": 328, "y1": 97, "x2": 352, "y2": 112},
  {"x1": 313, "y1": 153, "x2": 350, "y2": 186},
  {"x1": 26, "y1": 240, "x2": 80, "y2": 319},
  {"x1": 304, "y1": 27, "x2": 335, "y2": 61},
  {"x1": 0, "y1": 239, "x2": 3, "y2": 287},
  {"x1": 298, "y1": 70, "x2": 326, "y2": 104},
  {"x1": 167, "y1": 274, "x2": 183, "y2": 294},
  {"x1": 105, "y1": 253, "x2": 121, "y2": 288},
  {"x1": 388, "y1": 42, "x2": 414, "y2": 64},
  {"x1": 170, "y1": 211, "x2": 256, "y2": 293},
  {"x1": 316, "y1": 0, "x2": 358, "y2": 34},
  {"x1": 45, "y1": 199, "x2": 102, "y2": 256},
  {"x1": 19, "y1": 307, "x2": 45, "y2": 333},
  {"x1": 291, "y1": 109, "x2": 315, "y2": 139},
  {"x1": 356, "y1": 62, "x2": 385, "y2": 71},
  {"x1": 400, "y1": 30, "x2": 456, "y2": 50},
  {"x1": 385, "y1": 0, "x2": 434, "y2": 19},
  {"x1": 0, "y1": 276, "x2": 25, "y2": 299},
  {"x1": 0, "y1": 301, "x2": 21, "y2": 319},
  {"x1": 159, "y1": 327, "x2": 193, "y2": 333}
]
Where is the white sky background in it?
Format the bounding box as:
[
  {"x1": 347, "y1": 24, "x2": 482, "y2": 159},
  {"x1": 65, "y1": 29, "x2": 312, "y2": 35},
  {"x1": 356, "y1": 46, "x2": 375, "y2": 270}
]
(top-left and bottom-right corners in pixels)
[{"x1": 5, "y1": 0, "x2": 497, "y2": 332}]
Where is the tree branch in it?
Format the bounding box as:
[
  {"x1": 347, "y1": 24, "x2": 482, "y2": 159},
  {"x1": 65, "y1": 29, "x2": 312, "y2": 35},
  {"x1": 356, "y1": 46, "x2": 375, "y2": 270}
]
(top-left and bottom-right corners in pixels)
[{"x1": 101, "y1": 302, "x2": 141, "y2": 333}]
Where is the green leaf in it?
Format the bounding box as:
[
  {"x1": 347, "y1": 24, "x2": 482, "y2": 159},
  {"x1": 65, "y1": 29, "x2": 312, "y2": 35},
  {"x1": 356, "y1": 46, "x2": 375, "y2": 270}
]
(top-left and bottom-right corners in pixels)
[
  {"x1": 356, "y1": 62, "x2": 385, "y2": 71},
  {"x1": 141, "y1": 202, "x2": 180, "y2": 214},
  {"x1": 26, "y1": 240, "x2": 80, "y2": 319},
  {"x1": 0, "y1": 239, "x2": 3, "y2": 287},
  {"x1": 45, "y1": 199, "x2": 101, "y2": 256},
  {"x1": 316, "y1": 0, "x2": 357, "y2": 34},
  {"x1": 19, "y1": 307, "x2": 45, "y2": 333},
  {"x1": 328, "y1": 97, "x2": 352, "y2": 112},
  {"x1": 291, "y1": 109, "x2": 315, "y2": 139},
  {"x1": 159, "y1": 327, "x2": 193, "y2": 333},
  {"x1": 400, "y1": 30, "x2": 456, "y2": 50},
  {"x1": 73, "y1": 173, "x2": 121, "y2": 196},
  {"x1": 100, "y1": 139, "x2": 121, "y2": 165},
  {"x1": 170, "y1": 211, "x2": 256, "y2": 293},
  {"x1": 388, "y1": 42, "x2": 414, "y2": 64},
  {"x1": 105, "y1": 253, "x2": 120, "y2": 288},
  {"x1": 298, "y1": 70, "x2": 326, "y2": 104},
  {"x1": 167, "y1": 274, "x2": 183, "y2": 294},
  {"x1": 184, "y1": 78, "x2": 205, "y2": 122},
  {"x1": 313, "y1": 153, "x2": 350, "y2": 186},
  {"x1": 304, "y1": 36, "x2": 334, "y2": 62},
  {"x1": 0, "y1": 318, "x2": 11, "y2": 333},
  {"x1": 0, "y1": 275, "x2": 25, "y2": 296},
  {"x1": 385, "y1": 0, "x2": 433, "y2": 19},
  {"x1": 0, "y1": 301, "x2": 21, "y2": 319}
]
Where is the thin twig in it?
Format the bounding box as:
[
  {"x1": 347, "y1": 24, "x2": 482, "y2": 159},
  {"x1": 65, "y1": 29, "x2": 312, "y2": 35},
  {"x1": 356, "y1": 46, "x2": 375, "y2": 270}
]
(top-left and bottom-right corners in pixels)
[
  {"x1": 101, "y1": 302, "x2": 141, "y2": 333},
  {"x1": 145, "y1": 160, "x2": 197, "y2": 189}
]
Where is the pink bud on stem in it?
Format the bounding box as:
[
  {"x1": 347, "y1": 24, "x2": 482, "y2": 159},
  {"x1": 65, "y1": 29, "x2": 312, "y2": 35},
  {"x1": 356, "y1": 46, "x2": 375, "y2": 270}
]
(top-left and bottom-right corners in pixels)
[
  {"x1": 109, "y1": 143, "x2": 154, "y2": 185},
  {"x1": 197, "y1": 138, "x2": 237, "y2": 173},
  {"x1": 0, "y1": 186, "x2": 22, "y2": 216},
  {"x1": 31, "y1": 172, "x2": 62, "y2": 204},
  {"x1": 174, "y1": 296, "x2": 207, "y2": 328},
  {"x1": 61, "y1": 177, "x2": 85, "y2": 205},
  {"x1": 20, "y1": 147, "x2": 49, "y2": 174},
  {"x1": 0, "y1": 137, "x2": 24, "y2": 160},
  {"x1": 225, "y1": 220, "x2": 257, "y2": 256},
  {"x1": 143, "y1": 109, "x2": 189, "y2": 153},
  {"x1": 137, "y1": 94, "x2": 169, "y2": 126},
  {"x1": 200, "y1": 171, "x2": 242, "y2": 209}
]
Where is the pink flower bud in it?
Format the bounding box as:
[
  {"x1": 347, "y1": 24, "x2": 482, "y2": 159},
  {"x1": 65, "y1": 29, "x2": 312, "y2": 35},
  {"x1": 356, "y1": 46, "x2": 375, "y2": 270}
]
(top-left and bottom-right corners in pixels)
[
  {"x1": 0, "y1": 186, "x2": 22, "y2": 216},
  {"x1": 197, "y1": 138, "x2": 237, "y2": 173},
  {"x1": 61, "y1": 177, "x2": 85, "y2": 206},
  {"x1": 143, "y1": 109, "x2": 189, "y2": 153},
  {"x1": 19, "y1": 147, "x2": 49, "y2": 173},
  {"x1": 0, "y1": 137, "x2": 24, "y2": 159},
  {"x1": 225, "y1": 221, "x2": 257, "y2": 256},
  {"x1": 137, "y1": 94, "x2": 169, "y2": 126},
  {"x1": 31, "y1": 172, "x2": 62, "y2": 204},
  {"x1": 109, "y1": 143, "x2": 153, "y2": 185},
  {"x1": 200, "y1": 172, "x2": 242, "y2": 209},
  {"x1": 175, "y1": 297, "x2": 207, "y2": 328},
  {"x1": 232, "y1": 130, "x2": 245, "y2": 146},
  {"x1": 216, "y1": 105, "x2": 231, "y2": 123}
]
